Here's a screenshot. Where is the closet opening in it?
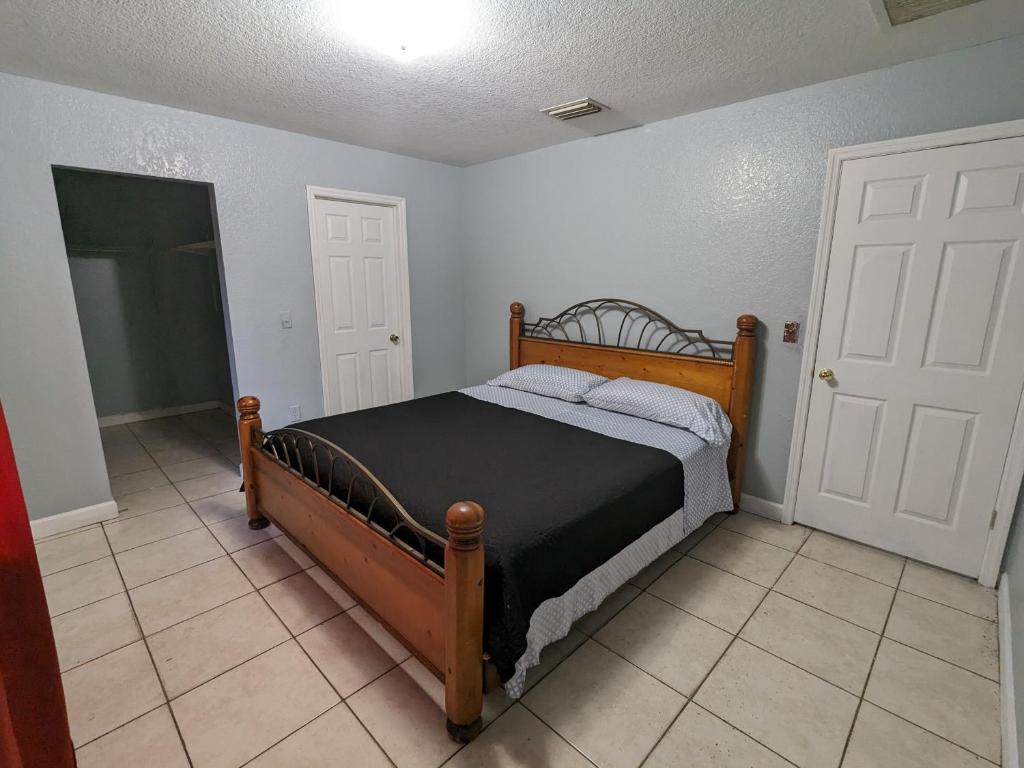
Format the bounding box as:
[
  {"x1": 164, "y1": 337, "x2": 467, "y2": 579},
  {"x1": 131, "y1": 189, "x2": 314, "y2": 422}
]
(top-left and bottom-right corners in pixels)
[{"x1": 52, "y1": 167, "x2": 240, "y2": 499}]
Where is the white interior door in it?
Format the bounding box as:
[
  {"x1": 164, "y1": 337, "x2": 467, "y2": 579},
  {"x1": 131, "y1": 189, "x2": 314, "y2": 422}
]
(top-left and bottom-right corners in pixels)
[
  {"x1": 310, "y1": 192, "x2": 412, "y2": 415},
  {"x1": 796, "y1": 136, "x2": 1024, "y2": 576}
]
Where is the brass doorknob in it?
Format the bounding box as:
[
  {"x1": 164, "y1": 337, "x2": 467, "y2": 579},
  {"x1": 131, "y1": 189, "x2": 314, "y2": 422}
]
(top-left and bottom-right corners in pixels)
[
  {"x1": 818, "y1": 368, "x2": 835, "y2": 381},
  {"x1": 389, "y1": 333, "x2": 400, "y2": 344}
]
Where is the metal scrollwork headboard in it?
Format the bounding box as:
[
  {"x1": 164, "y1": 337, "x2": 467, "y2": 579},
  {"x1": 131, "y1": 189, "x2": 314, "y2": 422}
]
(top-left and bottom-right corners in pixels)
[
  {"x1": 520, "y1": 299, "x2": 734, "y2": 360},
  {"x1": 511, "y1": 300, "x2": 758, "y2": 506}
]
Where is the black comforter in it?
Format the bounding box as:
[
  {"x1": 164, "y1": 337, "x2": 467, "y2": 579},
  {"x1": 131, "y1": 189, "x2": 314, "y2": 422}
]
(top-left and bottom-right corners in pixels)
[{"x1": 292, "y1": 391, "x2": 684, "y2": 681}]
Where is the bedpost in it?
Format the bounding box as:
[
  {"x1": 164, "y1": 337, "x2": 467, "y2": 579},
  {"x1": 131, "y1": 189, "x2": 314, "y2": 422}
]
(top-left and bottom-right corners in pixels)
[
  {"x1": 444, "y1": 501, "x2": 485, "y2": 743},
  {"x1": 237, "y1": 396, "x2": 269, "y2": 530},
  {"x1": 509, "y1": 302, "x2": 524, "y2": 370},
  {"x1": 727, "y1": 315, "x2": 758, "y2": 510}
]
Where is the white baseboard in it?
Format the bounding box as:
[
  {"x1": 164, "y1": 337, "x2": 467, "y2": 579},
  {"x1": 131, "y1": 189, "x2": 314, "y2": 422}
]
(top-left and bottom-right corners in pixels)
[
  {"x1": 30, "y1": 500, "x2": 118, "y2": 540},
  {"x1": 97, "y1": 401, "x2": 226, "y2": 427},
  {"x1": 1001, "y1": 574, "x2": 1020, "y2": 768},
  {"x1": 739, "y1": 493, "x2": 784, "y2": 522}
]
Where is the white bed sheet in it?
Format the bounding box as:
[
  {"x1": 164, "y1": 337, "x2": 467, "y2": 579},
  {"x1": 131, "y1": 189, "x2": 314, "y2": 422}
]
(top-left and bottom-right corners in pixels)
[{"x1": 460, "y1": 383, "x2": 734, "y2": 698}]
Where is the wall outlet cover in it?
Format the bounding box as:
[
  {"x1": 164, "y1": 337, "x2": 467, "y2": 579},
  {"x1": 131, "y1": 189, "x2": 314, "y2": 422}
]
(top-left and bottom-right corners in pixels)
[{"x1": 783, "y1": 321, "x2": 800, "y2": 343}]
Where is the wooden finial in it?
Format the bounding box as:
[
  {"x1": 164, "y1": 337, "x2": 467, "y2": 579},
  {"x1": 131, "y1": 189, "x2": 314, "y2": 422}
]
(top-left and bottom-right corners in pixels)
[
  {"x1": 736, "y1": 314, "x2": 758, "y2": 336},
  {"x1": 443, "y1": 499, "x2": 485, "y2": 742},
  {"x1": 446, "y1": 501, "x2": 485, "y2": 551},
  {"x1": 237, "y1": 395, "x2": 261, "y2": 419},
  {"x1": 509, "y1": 302, "x2": 524, "y2": 319}
]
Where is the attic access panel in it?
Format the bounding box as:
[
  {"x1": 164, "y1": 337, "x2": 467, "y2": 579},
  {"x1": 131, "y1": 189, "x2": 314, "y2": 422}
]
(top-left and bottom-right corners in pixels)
[{"x1": 882, "y1": 0, "x2": 983, "y2": 25}]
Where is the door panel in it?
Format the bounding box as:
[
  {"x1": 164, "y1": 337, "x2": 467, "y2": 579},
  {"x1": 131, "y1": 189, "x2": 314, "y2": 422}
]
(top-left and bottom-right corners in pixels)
[
  {"x1": 839, "y1": 245, "x2": 909, "y2": 362},
  {"x1": 819, "y1": 394, "x2": 885, "y2": 503},
  {"x1": 312, "y1": 196, "x2": 409, "y2": 415},
  {"x1": 923, "y1": 241, "x2": 1014, "y2": 371},
  {"x1": 328, "y1": 256, "x2": 355, "y2": 331},
  {"x1": 895, "y1": 405, "x2": 975, "y2": 525},
  {"x1": 796, "y1": 136, "x2": 1024, "y2": 576}
]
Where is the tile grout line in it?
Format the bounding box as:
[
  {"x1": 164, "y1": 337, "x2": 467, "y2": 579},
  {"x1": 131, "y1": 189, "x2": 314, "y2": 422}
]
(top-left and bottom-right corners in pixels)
[
  {"x1": 882, "y1": 635, "x2": 1000, "y2": 684},
  {"x1": 179, "y1": 481, "x2": 384, "y2": 767},
  {"x1": 894, "y1": 585, "x2": 998, "y2": 623},
  {"x1": 477, "y1": 703, "x2": 603, "y2": 768},
  {"x1": 518, "y1": 512, "x2": 772, "y2": 765},
  {"x1": 632, "y1": 541, "x2": 801, "y2": 767},
  {"x1": 836, "y1": 558, "x2": 906, "y2": 766},
  {"x1": 645, "y1": 549, "x2": 892, "y2": 637},
  {"x1": 785, "y1": 549, "x2": 903, "y2": 589},
  {"x1": 92, "y1": 519, "x2": 196, "y2": 768},
  {"x1": 486, "y1": 516, "x2": 739, "y2": 767},
  {"x1": 360, "y1": 514, "x2": 729, "y2": 761},
  {"x1": 282, "y1": 655, "x2": 399, "y2": 768},
  {"x1": 72, "y1": 703, "x2": 172, "y2": 756},
  {"x1": 121, "y1": 549, "x2": 229, "y2": 591},
  {"x1": 655, "y1": 526, "x2": 1001, "y2": 765},
  {"x1": 145, "y1": 597, "x2": 360, "y2": 710},
  {"x1": 39, "y1": 551, "x2": 118, "y2": 580},
  {"x1": 858, "y1": 699, "x2": 1001, "y2": 765},
  {"x1": 95, "y1": 415, "x2": 242, "y2": 766},
  {"x1": 847, "y1": 550, "x2": 999, "y2": 765},
  {"x1": 111, "y1": 414, "x2": 337, "y2": 765},
  {"x1": 643, "y1": 575, "x2": 878, "y2": 637},
  {"x1": 90, "y1": 434, "x2": 1002, "y2": 766},
  {"x1": 239, "y1": 701, "x2": 399, "y2": 768},
  {"x1": 130, "y1": 554, "x2": 321, "y2": 639},
  {"x1": 680, "y1": 555, "x2": 998, "y2": 669},
  {"x1": 668, "y1": 537, "x2": 994, "y2": 639},
  {"x1": 711, "y1": 520, "x2": 810, "y2": 555},
  {"x1": 47, "y1": 585, "x2": 129, "y2": 621}
]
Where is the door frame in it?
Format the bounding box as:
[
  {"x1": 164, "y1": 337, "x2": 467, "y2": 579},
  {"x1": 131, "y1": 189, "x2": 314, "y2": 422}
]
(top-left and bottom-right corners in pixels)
[
  {"x1": 782, "y1": 119, "x2": 1024, "y2": 587},
  {"x1": 306, "y1": 186, "x2": 415, "y2": 414}
]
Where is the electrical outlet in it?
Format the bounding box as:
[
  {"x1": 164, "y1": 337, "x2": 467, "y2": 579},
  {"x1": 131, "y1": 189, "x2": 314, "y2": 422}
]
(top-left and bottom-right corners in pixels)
[
  {"x1": 289, "y1": 404, "x2": 301, "y2": 422},
  {"x1": 280, "y1": 311, "x2": 293, "y2": 330}
]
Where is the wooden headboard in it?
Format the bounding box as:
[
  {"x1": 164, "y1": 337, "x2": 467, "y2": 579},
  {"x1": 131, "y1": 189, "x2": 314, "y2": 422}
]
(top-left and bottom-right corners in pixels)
[{"x1": 508, "y1": 300, "x2": 757, "y2": 507}]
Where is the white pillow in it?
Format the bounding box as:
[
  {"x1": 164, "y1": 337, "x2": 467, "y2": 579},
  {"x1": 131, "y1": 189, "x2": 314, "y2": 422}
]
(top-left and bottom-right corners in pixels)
[
  {"x1": 487, "y1": 364, "x2": 608, "y2": 403},
  {"x1": 583, "y1": 377, "x2": 732, "y2": 447}
]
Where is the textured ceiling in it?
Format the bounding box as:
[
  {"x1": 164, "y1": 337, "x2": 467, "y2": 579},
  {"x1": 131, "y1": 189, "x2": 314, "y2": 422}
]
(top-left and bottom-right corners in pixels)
[{"x1": 1, "y1": 0, "x2": 1022, "y2": 166}]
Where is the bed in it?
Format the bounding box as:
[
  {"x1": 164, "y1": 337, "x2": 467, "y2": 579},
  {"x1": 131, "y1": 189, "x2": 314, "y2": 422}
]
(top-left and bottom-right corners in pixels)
[{"x1": 236, "y1": 299, "x2": 757, "y2": 741}]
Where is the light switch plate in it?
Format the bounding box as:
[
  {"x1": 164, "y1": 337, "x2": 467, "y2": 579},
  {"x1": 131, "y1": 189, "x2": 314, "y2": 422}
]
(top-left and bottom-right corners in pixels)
[{"x1": 279, "y1": 311, "x2": 293, "y2": 329}]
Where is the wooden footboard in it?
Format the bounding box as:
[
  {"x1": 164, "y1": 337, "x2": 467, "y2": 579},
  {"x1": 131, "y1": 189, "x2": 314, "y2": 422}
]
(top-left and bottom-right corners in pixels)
[{"x1": 237, "y1": 396, "x2": 485, "y2": 741}]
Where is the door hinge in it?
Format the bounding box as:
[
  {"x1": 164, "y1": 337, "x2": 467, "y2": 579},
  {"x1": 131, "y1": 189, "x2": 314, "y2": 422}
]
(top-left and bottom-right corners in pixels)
[{"x1": 990, "y1": 509, "x2": 999, "y2": 529}]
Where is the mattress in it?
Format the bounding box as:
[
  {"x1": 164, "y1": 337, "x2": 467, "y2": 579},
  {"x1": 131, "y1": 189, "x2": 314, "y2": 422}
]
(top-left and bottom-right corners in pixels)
[
  {"x1": 290, "y1": 390, "x2": 689, "y2": 684},
  {"x1": 461, "y1": 384, "x2": 733, "y2": 696}
]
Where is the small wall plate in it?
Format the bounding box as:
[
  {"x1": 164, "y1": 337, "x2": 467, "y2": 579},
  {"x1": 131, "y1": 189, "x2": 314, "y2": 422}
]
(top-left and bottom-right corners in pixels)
[{"x1": 783, "y1": 321, "x2": 800, "y2": 344}]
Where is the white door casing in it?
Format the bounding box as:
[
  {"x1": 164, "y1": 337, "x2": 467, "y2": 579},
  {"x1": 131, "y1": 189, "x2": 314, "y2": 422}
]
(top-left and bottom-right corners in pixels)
[
  {"x1": 793, "y1": 134, "x2": 1024, "y2": 579},
  {"x1": 308, "y1": 187, "x2": 413, "y2": 415}
]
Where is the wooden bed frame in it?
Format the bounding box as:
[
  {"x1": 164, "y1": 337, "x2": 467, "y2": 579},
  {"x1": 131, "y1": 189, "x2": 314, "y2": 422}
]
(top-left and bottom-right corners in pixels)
[{"x1": 236, "y1": 300, "x2": 757, "y2": 742}]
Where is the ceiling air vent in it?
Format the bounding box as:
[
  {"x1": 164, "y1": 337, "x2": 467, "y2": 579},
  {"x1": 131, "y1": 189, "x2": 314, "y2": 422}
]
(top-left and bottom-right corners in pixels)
[
  {"x1": 880, "y1": 0, "x2": 982, "y2": 25},
  {"x1": 541, "y1": 98, "x2": 605, "y2": 121}
]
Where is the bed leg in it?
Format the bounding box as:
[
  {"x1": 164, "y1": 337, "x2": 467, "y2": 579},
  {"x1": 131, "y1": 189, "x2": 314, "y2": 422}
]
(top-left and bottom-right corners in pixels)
[
  {"x1": 444, "y1": 501, "x2": 485, "y2": 743},
  {"x1": 237, "y1": 396, "x2": 269, "y2": 530}
]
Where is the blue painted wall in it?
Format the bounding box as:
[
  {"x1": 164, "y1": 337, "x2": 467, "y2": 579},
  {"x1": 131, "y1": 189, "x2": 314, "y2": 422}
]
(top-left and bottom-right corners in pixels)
[
  {"x1": 462, "y1": 34, "x2": 1024, "y2": 504},
  {"x1": 4, "y1": 35, "x2": 1024, "y2": 529},
  {"x1": 0, "y1": 74, "x2": 464, "y2": 520}
]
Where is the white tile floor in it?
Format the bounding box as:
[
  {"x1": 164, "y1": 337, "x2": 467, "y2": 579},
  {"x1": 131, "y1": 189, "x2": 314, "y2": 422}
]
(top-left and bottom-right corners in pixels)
[{"x1": 38, "y1": 409, "x2": 1002, "y2": 767}]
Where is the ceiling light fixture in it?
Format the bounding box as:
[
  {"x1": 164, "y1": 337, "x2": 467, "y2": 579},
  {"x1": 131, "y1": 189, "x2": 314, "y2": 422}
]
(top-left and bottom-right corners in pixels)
[{"x1": 329, "y1": 0, "x2": 472, "y2": 61}]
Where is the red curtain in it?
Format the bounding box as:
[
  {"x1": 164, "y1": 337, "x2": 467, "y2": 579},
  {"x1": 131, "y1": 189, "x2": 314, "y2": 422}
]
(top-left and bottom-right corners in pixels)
[{"x1": 0, "y1": 402, "x2": 75, "y2": 768}]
